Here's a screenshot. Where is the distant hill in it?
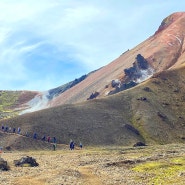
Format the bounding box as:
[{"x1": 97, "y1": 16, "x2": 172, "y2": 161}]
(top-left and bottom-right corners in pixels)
[
  {"x1": 0, "y1": 12, "x2": 185, "y2": 149},
  {"x1": 0, "y1": 90, "x2": 38, "y2": 119}
]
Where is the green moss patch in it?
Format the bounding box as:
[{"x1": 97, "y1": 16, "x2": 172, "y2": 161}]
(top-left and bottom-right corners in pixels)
[{"x1": 132, "y1": 157, "x2": 185, "y2": 184}]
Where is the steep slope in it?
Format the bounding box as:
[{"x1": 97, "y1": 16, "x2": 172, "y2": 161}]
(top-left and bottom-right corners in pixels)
[
  {"x1": 47, "y1": 12, "x2": 185, "y2": 107},
  {"x1": 0, "y1": 65, "x2": 184, "y2": 149}
]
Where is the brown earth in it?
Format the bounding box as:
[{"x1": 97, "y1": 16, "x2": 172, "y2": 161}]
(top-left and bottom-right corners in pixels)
[{"x1": 0, "y1": 144, "x2": 184, "y2": 185}]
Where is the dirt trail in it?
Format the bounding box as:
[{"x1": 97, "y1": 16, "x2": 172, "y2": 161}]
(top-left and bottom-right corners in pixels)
[
  {"x1": 79, "y1": 166, "x2": 104, "y2": 185},
  {"x1": 0, "y1": 130, "x2": 69, "y2": 150},
  {"x1": 13, "y1": 178, "x2": 47, "y2": 185}
]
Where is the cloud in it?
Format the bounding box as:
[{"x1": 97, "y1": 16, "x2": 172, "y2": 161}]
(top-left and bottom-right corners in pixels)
[{"x1": 0, "y1": 0, "x2": 184, "y2": 90}]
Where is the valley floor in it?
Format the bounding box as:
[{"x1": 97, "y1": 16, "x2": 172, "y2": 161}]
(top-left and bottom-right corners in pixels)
[{"x1": 0, "y1": 144, "x2": 185, "y2": 185}]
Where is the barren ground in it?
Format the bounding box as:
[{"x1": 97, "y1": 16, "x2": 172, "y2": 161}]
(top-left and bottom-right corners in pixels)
[{"x1": 0, "y1": 144, "x2": 185, "y2": 185}]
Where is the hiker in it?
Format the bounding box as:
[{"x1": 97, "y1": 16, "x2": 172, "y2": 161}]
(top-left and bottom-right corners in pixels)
[
  {"x1": 5, "y1": 126, "x2": 8, "y2": 132},
  {"x1": 33, "y1": 133, "x2": 37, "y2": 139},
  {"x1": 47, "y1": 136, "x2": 51, "y2": 142},
  {"x1": 9, "y1": 127, "x2": 12, "y2": 133},
  {"x1": 0, "y1": 147, "x2": 3, "y2": 155},
  {"x1": 17, "y1": 127, "x2": 21, "y2": 134},
  {"x1": 70, "y1": 140, "x2": 74, "y2": 150},
  {"x1": 1, "y1": 125, "x2": 4, "y2": 131},
  {"x1": 53, "y1": 143, "x2": 56, "y2": 151},
  {"x1": 79, "y1": 142, "x2": 83, "y2": 149},
  {"x1": 53, "y1": 137, "x2": 56, "y2": 143},
  {"x1": 13, "y1": 128, "x2": 16, "y2": 133},
  {"x1": 42, "y1": 135, "x2": 46, "y2": 141}
]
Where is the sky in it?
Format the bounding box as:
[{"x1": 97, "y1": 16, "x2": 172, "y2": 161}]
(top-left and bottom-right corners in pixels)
[{"x1": 0, "y1": 0, "x2": 185, "y2": 91}]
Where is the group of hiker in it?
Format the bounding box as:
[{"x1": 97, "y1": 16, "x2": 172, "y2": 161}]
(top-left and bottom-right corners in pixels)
[
  {"x1": 1, "y1": 124, "x2": 58, "y2": 144},
  {"x1": 69, "y1": 140, "x2": 83, "y2": 150},
  {"x1": 1, "y1": 124, "x2": 83, "y2": 151},
  {"x1": 1, "y1": 125, "x2": 21, "y2": 134}
]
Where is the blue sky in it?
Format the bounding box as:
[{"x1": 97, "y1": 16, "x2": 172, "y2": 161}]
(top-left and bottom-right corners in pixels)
[{"x1": 0, "y1": 0, "x2": 185, "y2": 91}]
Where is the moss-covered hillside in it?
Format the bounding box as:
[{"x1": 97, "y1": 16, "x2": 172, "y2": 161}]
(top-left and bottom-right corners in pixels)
[
  {"x1": 0, "y1": 90, "x2": 38, "y2": 119},
  {"x1": 0, "y1": 66, "x2": 184, "y2": 149}
]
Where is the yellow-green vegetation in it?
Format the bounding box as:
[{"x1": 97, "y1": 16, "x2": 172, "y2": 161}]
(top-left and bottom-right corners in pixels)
[
  {"x1": 0, "y1": 91, "x2": 21, "y2": 119},
  {"x1": 0, "y1": 91, "x2": 20, "y2": 112},
  {"x1": 0, "y1": 90, "x2": 38, "y2": 119},
  {"x1": 133, "y1": 157, "x2": 185, "y2": 184}
]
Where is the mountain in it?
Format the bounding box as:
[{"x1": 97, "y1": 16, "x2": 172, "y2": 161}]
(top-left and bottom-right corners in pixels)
[
  {"x1": 0, "y1": 12, "x2": 185, "y2": 149},
  {"x1": 2, "y1": 12, "x2": 185, "y2": 115},
  {"x1": 47, "y1": 12, "x2": 185, "y2": 106}
]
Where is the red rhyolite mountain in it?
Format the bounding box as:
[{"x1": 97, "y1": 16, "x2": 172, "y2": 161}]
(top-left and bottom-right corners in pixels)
[
  {"x1": 48, "y1": 12, "x2": 185, "y2": 105},
  {"x1": 17, "y1": 12, "x2": 185, "y2": 113}
]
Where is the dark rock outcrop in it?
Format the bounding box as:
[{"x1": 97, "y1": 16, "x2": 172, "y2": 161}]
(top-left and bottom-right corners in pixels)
[
  {"x1": 87, "y1": 92, "x2": 99, "y2": 100},
  {"x1": 14, "y1": 156, "x2": 39, "y2": 167},
  {"x1": 133, "y1": 142, "x2": 146, "y2": 147},
  {"x1": 124, "y1": 54, "x2": 149, "y2": 80},
  {"x1": 111, "y1": 79, "x2": 121, "y2": 88},
  {"x1": 48, "y1": 75, "x2": 87, "y2": 100},
  {"x1": 109, "y1": 54, "x2": 152, "y2": 96},
  {"x1": 0, "y1": 158, "x2": 10, "y2": 171},
  {"x1": 108, "y1": 81, "x2": 137, "y2": 95}
]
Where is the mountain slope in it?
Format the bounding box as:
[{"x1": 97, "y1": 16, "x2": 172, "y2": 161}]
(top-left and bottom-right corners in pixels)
[
  {"x1": 0, "y1": 66, "x2": 185, "y2": 149},
  {"x1": 48, "y1": 12, "x2": 185, "y2": 107}
]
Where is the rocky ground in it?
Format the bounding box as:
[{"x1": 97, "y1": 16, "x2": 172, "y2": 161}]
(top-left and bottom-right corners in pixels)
[{"x1": 0, "y1": 144, "x2": 185, "y2": 185}]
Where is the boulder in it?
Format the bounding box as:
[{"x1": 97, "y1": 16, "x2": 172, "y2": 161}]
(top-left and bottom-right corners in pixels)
[
  {"x1": 157, "y1": 111, "x2": 167, "y2": 121},
  {"x1": 0, "y1": 158, "x2": 10, "y2": 171},
  {"x1": 87, "y1": 92, "x2": 99, "y2": 100},
  {"x1": 14, "y1": 156, "x2": 39, "y2": 167},
  {"x1": 133, "y1": 142, "x2": 146, "y2": 147}
]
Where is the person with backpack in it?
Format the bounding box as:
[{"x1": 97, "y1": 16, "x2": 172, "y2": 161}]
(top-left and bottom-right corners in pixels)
[
  {"x1": 13, "y1": 128, "x2": 16, "y2": 133},
  {"x1": 70, "y1": 140, "x2": 75, "y2": 150},
  {"x1": 53, "y1": 137, "x2": 57, "y2": 143},
  {"x1": 79, "y1": 142, "x2": 83, "y2": 149},
  {"x1": 17, "y1": 127, "x2": 21, "y2": 134},
  {"x1": 33, "y1": 133, "x2": 37, "y2": 139},
  {"x1": 53, "y1": 143, "x2": 57, "y2": 151},
  {"x1": 42, "y1": 135, "x2": 46, "y2": 141},
  {"x1": 47, "y1": 136, "x2": 51, "y2": 142}
]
